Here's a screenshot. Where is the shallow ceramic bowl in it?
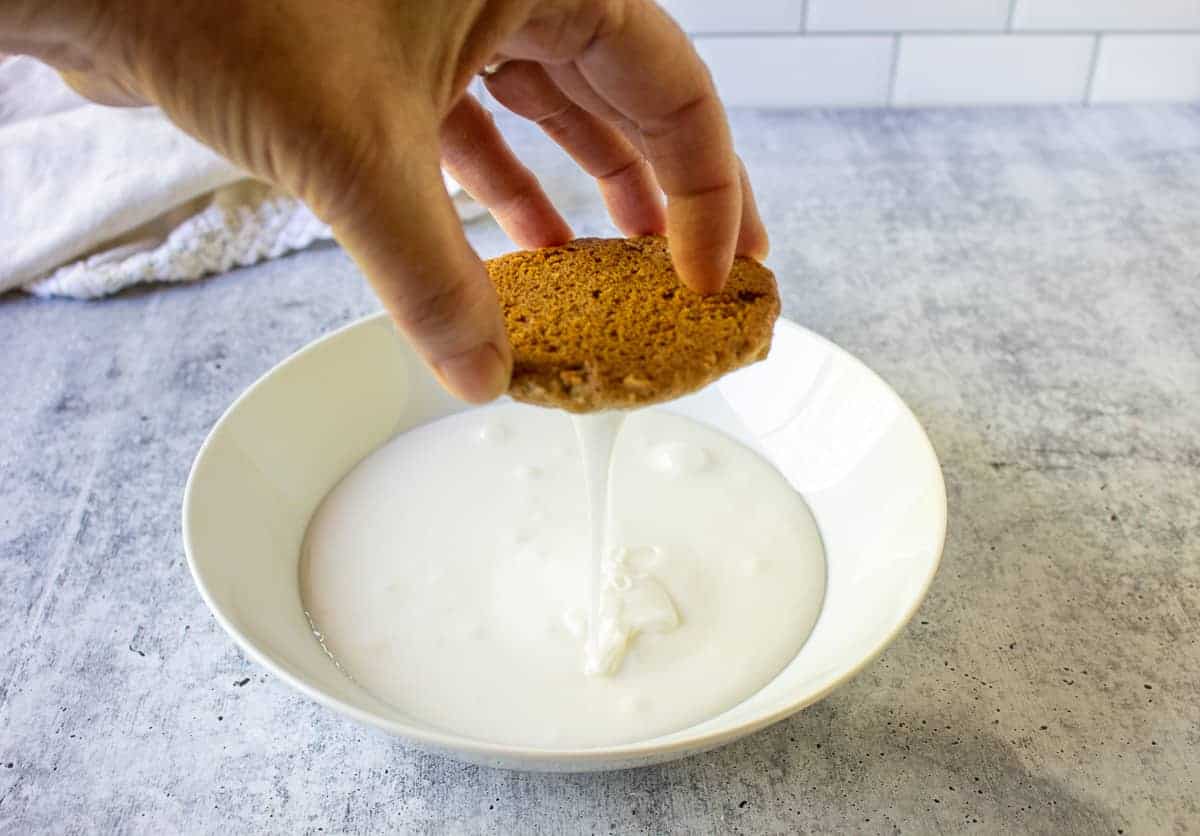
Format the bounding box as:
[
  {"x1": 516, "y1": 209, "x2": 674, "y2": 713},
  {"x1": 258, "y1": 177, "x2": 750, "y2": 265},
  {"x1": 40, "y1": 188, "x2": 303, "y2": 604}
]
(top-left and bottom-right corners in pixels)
[{"x1": 183, "y1": 314, "x2": 946, "y2": 772}]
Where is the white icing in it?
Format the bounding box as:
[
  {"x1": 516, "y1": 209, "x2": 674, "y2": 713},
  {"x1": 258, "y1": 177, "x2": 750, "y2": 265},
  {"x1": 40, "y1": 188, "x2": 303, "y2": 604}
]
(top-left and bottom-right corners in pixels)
[{"x1": 300, "y1": 403, "x2": 825, "y2": 748}]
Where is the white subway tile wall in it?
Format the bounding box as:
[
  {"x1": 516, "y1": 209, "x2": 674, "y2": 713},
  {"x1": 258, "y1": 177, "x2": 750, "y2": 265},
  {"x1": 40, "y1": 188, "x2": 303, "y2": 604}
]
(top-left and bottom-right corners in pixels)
[
  {"x1": 1011, "y1": 0, "x2": 1200, "y2": 32},
  {"x1": 807, "y1": 0, "x2": 1011, "y2": 32},
  {"x1": 893, "y1": 35, "x2": 1094, "y2": 106},
  {"x1": 664, "y1": 0, "x2": 1200, "y2": 106},
  {"x1": 657, "y1": 0, "x2": 803, "y2": 33},
  {"x1": 1091, "y1": 35, "x2": 1200, "y2": 102},
  {"x1": 695, "y1": 37, "x2": 894, "y2": 107}
]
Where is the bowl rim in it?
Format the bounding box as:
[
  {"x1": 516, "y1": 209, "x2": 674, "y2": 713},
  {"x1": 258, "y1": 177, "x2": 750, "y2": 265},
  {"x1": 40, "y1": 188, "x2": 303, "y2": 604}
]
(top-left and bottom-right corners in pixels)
[{"x1": 182, "y1": 312, "x2": 947, "y2": 766}]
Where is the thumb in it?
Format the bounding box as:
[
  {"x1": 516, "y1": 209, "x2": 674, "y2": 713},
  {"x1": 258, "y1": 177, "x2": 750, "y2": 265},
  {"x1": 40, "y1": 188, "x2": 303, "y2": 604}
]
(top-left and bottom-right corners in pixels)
[{"x1": 324, "y1": 141, "x2": 513, "y2": 404}]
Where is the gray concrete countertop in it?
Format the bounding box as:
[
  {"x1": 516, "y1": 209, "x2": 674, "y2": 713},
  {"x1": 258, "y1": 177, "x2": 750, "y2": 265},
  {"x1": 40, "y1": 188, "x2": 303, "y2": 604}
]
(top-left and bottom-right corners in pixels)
[{"x1": 2, "y1": 106, "x2": 1198, "y2": 834}]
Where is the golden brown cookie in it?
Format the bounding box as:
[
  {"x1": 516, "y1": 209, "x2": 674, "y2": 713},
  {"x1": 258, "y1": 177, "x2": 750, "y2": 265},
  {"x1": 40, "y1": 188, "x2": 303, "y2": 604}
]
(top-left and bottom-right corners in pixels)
[{"x1": 486, "y1": 235, "x2": 780, "y2": 413}]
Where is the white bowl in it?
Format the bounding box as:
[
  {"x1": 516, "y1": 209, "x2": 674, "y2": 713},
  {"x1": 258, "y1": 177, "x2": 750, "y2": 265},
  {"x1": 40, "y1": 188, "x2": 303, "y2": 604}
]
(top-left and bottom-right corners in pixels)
[{"x1": 183, "y1": 314, "x2": 946, "y2": 772}]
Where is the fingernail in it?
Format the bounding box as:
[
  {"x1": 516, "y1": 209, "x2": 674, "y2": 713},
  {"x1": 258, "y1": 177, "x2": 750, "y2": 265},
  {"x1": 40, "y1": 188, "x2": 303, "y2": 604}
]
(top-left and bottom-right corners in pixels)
[
  {"x1": 736, "y1": 228, "x2": 770, "y2": 262},
  {"x1": 434, "y1": 343, "x2": 510, "y2": 404},
  {"x1": 741, "y1": 237, "x2": 770, "y2": 262}
]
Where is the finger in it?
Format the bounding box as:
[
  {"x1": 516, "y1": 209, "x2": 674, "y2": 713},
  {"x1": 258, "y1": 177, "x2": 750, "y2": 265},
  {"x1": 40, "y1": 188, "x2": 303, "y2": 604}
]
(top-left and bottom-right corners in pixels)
[
  {"x1": 321, "y1": 136, "x2": 511, "y2": 404},
  {"x1": 543, "y1": 61, "x2": 626, "y2": 125},
  {"x1": 511, "y1": 0, "x2": 743, "y2": 293},
  {"x1": 577, "y1": 1, "x2": 741, "y2": 292},
  {"x1": 439, "y1": 93, "x2": 573, "y2": 249},
  {"x1": 736, "y1": 157, "x2": 769, "y2": 260},
  {"x1": 544, "y1": 62, "x2": 652, "y2": 157},
  {"x1": 58, "y1": 69, "x2": 147, "y2": 107},
  {"x1": 485, "y1": 61, "x2": 665, "y2": 237}
]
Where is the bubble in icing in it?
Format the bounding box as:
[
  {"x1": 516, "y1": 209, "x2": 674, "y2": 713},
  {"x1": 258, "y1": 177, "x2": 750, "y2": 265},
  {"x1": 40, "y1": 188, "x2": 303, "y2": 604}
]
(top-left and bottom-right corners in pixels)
[
  {"x1": 461, "y1": 620, "x2": 487, "y2": 640},
  {"x1": 477, "y1": 422, "x2": 509, "y2": 443},
  {"x1": 619, "y1": 694, "x2": 647, "y2": 714},
  {"x1": 513, "y1": 546, "x2": 543, "y2": 565},
  {"x1": 506, "y1": 527, "x2": 533, "y2": 546},
  {"x1": 608, "y1": 571, "x2": 633, "y2": 592},
  {"x1": 648, "y1": 441, "x2": 710, "y2": 476},
  {"x1": 742, "y1": 557, "x2": 770, "y2": 576},
  {"x1": 618, "y1": 545, "x2": 664, "y2": 577}
]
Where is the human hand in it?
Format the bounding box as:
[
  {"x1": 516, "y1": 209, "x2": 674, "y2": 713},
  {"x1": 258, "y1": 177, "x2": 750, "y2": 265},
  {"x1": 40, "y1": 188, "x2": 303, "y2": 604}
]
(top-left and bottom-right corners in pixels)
[{"x1": 2, "y1": 0, "x2": 768, "y2": 402}]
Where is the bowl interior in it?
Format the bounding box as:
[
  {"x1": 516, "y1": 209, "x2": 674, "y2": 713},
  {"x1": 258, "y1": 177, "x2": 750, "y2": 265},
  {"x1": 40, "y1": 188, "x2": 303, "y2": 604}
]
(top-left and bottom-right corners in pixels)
[{"x1": 183, "y1": 314, "x2": 945, "y2": 766}]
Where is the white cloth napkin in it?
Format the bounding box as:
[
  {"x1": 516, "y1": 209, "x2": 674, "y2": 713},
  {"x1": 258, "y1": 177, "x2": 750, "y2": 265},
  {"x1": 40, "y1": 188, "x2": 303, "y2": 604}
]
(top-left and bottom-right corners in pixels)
[{"x1": 0, "y1": 56, "x2": 483, "y2": 299}]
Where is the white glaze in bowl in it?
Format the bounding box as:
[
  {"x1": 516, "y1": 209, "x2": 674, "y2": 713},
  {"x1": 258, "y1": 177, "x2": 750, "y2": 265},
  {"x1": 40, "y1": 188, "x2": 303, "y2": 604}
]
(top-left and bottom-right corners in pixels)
[{"x1": 183, "y1": 314, "x2": 946, "y2": 772}]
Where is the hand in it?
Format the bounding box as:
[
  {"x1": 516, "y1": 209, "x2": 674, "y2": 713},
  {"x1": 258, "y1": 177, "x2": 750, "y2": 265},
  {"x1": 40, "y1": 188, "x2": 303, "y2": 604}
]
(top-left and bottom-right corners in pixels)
[{"x1": 2, "y1": 0, "x2": 768, "y2": 402}]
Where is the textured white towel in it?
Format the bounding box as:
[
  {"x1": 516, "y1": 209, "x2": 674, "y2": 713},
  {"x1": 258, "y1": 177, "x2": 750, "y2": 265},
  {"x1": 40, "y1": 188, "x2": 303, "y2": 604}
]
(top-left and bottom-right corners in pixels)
[{"x1": 0, "y1": 56, "x2": 483, "y2": 299}]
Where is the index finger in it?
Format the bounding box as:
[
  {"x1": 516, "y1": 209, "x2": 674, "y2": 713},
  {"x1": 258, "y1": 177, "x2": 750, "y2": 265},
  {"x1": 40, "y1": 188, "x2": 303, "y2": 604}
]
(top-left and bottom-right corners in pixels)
[{"x1": 575, "y1": 0, "x2": 761, "y2": 292}]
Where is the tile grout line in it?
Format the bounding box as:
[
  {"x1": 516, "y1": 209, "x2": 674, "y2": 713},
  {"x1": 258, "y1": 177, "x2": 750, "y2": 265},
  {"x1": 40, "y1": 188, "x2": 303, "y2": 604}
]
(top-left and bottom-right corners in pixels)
[
  {"x1": 1083, "y1": 33, "x2": 1103, "y2": 105},
  {"x1": 688, "y1": 29, "x2": 1200, "y2": 38},
  {"x1": 886, "y1": 34, "x2": 902, "y2": 106}
]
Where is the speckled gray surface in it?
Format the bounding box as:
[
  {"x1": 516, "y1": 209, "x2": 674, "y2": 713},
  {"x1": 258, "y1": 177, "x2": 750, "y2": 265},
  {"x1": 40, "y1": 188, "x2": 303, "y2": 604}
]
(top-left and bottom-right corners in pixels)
[{"x1": 2, "y1": 106, "x2": 1199, "y2": 834}]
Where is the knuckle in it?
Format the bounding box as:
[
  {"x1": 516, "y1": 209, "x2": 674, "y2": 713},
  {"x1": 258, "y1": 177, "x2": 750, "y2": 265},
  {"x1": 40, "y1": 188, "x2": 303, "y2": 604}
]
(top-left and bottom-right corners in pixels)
[
  {"x1": 535, "y1": 102, "x2": 577, "y2": 135},
  {"x1": 394, "y1": 275, "x2": 472, "y2": 337},
  {"x1": 525, "y1": 0, "x2": 624, "y2": 62},
  {"x1": 596, "y1": 156, "x2": 641, "y2": 183},
  {"x1": 526, "y1": 9, "x2": 584, "y2": 63},
  {"x1": 290, "y1": 119, "x2": 385, "y2": 227},
  {"x1": 638, "y1": 93, "x2": 711, "y2": 140}
]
